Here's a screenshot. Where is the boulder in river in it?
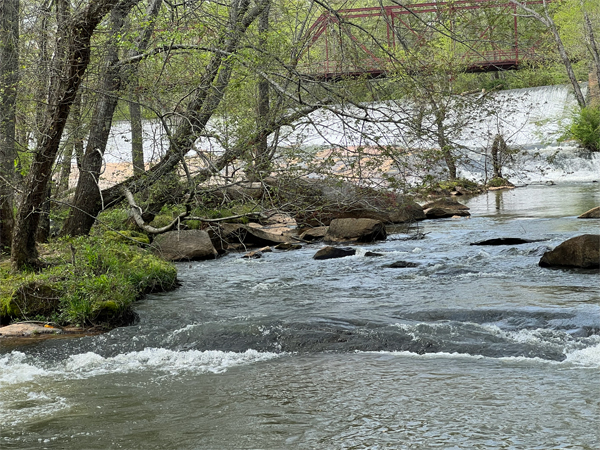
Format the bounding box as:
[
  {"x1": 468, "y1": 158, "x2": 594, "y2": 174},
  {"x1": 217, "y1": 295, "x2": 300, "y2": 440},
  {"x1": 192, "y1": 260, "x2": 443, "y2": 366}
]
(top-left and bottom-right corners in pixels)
[
  {"x1": 422, "y1": 198, "x2": 470, "y2": 219},
  {"x1": 313, "y1": 246, "x2": 356, "y2": 260},
  {"x1": 299, "y1": 226, "x2": 329, "y2": 242},
  {"x1": 153, "y1": 230, "x2": 218, "y2": 261},
  {"x1": 539, "y1": 234, "x2": 600, "y2": 269},
  {"x1": 218, "y1": 223, "x2": 291, "y2": 248},
  {"x1": 324, "y1": 218, "x2": 387, "y2": 243},
  {"x1": 578, "y1": 206, "x2": 600, "y2": 219}
]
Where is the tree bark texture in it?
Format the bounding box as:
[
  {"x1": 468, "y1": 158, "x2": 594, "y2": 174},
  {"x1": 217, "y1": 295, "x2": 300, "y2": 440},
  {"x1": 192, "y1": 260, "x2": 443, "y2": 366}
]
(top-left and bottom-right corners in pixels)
[
  {"x1": 11, "y1": 0, "x2": 134, "y2": 270},
  {"x1": 60, "y1": 1, "x2": 141, "y2": 238},
  {"x1": 0, "y1": 0, "x2": 19, "y2": 252},
  {"x1": 250, "y1": 3, "x2": 271, "y2": 180}
]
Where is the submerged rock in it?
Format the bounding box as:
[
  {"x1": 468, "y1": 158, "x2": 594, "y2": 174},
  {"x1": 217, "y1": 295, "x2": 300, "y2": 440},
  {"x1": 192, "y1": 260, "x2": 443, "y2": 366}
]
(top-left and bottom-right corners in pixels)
[
  {"x1": 313, "y1": 246, "x2": 356, "y2": 260},
  {"x1": 324, "y1": 218, "x2": 387, "y2": 243},
  {"x1": 242, "y1": 250, "x2": 263, "y2": 259},
  {"x1": 364, "y1": 251, "x2": 384, "y2": 257},
  {"x1": 153, "y1": 230, "x2": 218, "y2": 261},
  {"x1": 539, "y1": 234, "x2": 600, "y2": 269},
  {"x1": 274, "y1": 242, "x2": 302, "y2": 250},
  {"x1": 384, "y1": 261, "x2": 420, "y2": 268},
  {"x1": 578, "y1": 206, "x2": 600, "y2": 219},
  {"x1": 471, "y1": 238, "x2": 544, "y2": 246}
]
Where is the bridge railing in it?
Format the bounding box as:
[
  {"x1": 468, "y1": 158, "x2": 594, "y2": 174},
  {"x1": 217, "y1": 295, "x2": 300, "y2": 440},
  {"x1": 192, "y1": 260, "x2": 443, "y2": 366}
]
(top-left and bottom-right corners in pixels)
[{"x1": 300, "y1": 0, "x2": 550, "y2": 79}]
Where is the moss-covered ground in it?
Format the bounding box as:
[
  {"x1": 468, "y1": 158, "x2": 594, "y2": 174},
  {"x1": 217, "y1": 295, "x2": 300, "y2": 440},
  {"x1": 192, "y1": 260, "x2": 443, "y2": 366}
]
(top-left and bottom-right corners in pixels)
[{"x1": 1, "y1": 236, "x2": 177, "y2": 329}]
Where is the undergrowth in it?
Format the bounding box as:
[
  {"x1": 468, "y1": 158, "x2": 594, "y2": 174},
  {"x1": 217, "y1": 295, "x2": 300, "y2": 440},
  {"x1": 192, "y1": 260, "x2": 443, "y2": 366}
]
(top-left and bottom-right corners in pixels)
[{"x1": 0, "y1": 237, "x2": 177, "y2": 328}]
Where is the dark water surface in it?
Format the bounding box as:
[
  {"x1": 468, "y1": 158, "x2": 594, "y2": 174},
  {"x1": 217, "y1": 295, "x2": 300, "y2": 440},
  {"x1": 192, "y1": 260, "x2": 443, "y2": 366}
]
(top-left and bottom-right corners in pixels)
[{"x1": 1, "y1": 183, "x2": 599, "y2": 449}]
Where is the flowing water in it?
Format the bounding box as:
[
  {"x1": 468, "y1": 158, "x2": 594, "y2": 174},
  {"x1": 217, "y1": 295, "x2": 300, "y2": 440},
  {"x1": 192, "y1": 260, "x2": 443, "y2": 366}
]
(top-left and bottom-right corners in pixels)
[{"x1": 1, "y1": 181, "x2": 599, "y2": 449}]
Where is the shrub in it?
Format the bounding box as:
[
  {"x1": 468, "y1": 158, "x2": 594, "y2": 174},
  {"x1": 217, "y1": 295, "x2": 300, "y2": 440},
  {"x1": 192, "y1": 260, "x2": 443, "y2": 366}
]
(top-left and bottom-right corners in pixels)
[{"x1": 567, "y1": 106, "x2": 600, "y2": 152}]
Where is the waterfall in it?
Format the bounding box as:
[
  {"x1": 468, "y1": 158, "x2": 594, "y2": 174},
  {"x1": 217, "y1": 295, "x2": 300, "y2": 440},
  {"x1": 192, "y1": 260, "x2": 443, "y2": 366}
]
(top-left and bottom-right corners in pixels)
[{"x1": 102, "y1": 84, "x2": 598, "y2": 184}]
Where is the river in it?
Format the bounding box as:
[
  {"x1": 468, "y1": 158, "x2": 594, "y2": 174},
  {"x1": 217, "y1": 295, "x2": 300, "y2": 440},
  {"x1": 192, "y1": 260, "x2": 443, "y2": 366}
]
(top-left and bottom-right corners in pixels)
[{"x1": 1, "y1": 180, "x2": 599, "y2": 449}]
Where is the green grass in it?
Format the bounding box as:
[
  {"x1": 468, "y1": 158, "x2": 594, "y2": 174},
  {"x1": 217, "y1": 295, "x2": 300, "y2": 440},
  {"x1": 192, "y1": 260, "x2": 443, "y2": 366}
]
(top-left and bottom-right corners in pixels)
[{"x1": 0, "y1": 236, "x2": 177, "y2": 328}]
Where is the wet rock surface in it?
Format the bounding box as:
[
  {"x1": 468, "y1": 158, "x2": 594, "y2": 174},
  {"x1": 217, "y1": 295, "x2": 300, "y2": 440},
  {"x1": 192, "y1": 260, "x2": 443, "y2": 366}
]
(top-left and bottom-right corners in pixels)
[
  {"x1": 539, "y1": 234, "x2": 600, "y2": 269},
  {"x1": 153, "y1": 230, "x2": 218, "y2": 261},
  {"x1": 313, "y1": 246, "x2": 356, "y2": 260},
  {"x1": 324, "y1": 218, "x2": 387, "y2": 243},
  {"x1": 578, "y1": 206, "x2": 600, "y2": 218}
]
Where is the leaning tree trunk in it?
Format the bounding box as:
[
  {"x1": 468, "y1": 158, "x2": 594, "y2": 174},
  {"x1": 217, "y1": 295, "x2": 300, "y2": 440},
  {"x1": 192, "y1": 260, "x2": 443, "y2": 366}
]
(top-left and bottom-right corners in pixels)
[
  {"x1": 73, "y1": 0, "x2": 272, "y2": 233},
  {"x1": 60, "y1": 0, "x2": 159, "y2": 237},
  {"x1": 511, "y1": 0, "x2": 586, "y2": 108},
  {"x1": 0, "y1": 0, "x2": 19, "y2": 253},
  {"x1": 60, "y1": 3, "x2": 138, "y2": 238},
  {"x1": 11, "y1": 0, "x2": 132, "y2": 270}
]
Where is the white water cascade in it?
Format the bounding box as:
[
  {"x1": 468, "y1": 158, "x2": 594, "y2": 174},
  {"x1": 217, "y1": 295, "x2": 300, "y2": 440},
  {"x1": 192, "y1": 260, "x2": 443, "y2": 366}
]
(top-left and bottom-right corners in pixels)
[{"x1": 104, "y1": 83, "x2": 599, "y2": 184}]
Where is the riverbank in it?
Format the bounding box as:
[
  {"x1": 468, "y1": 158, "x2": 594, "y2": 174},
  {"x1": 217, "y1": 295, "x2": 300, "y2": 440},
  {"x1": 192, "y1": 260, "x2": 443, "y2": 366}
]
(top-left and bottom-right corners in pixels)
[{"x1": 0, "y1": 237, "x2": 178, "y2": 336}]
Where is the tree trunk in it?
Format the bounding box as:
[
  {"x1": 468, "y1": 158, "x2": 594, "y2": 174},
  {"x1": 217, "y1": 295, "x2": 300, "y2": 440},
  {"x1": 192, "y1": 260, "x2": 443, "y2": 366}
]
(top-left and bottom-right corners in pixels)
[
  {"x1": 61, "y1": 0, "x2": 159, "y2": 237},
  {"x1": 127, "y1": 0, "x2": 164, "y2": 177},
  {"x1": 435, "y1": 109, "x2": 457, "y2": 180},
  {"x1": 0, "y1": 0, "x2": 19, "y2": 253},
  {"x1": 510, "y1": 0, "x2": 587, "y2": 108},
  {"x1": 129, "y1": 89, "x2": 145, "y2": 175},
  {"x1": 547, "y1": 15, "x2": 586, "y2": 108},
  {"x1": 57, "y1": 88, "x2": 83, "y2": 194},
  {"x1": 249, "y1": 3, "x2": 271, "y2": 180},
  {"x1": 581, "y1": 6, "x2": 600, "y2": 100},
  {"x1": 11, "y1": 0, "x2": 132, "y2": 270},
  {"x1": 81, "y1": 0, "x2": 272, "y2": 230},
  {"x1": 60, "y1": 3, "x2": 137, "y2": 238},
  {"x1": 491, "y1": 134, "x2": 506, "y2": 179}
]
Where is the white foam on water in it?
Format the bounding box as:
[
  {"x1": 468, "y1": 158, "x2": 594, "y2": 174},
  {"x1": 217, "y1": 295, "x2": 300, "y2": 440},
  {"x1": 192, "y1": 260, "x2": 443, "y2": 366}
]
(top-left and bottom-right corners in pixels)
[
  {"x1": 0, "y1": 352, "x2": 50, "y2": 386},
  {"x1": 0, "y1": 348, "x2": 281, "y2": 388},
  {"x1": 564, "y1": 342, "x2": 600, "y2": 367},
  {"x1": 0, "y1": 391, "x2": 70, "y2": 428},
  {"x1": 63, "y1": 347, "x2": 281, "y2": 376}
]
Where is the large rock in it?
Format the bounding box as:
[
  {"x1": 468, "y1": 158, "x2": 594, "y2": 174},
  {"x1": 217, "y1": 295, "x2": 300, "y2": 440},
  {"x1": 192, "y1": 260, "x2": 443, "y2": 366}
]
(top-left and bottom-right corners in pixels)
[
  {"x1": 300, "y1": 226, "x2": 329, "y2": 241},
  {"x1": 313, "y1": 246, "x2": 356, "y2": 260},
  {"x1": 539, "y1": 234, "x2": 599, "y2": 269},
  {"x1": 324, "y1": 218, "x2": 387, "y2": 243},
  {"x1": 264, "y1": 177, "x2": 425, "y2": 226},
  {"x1": 219, "y1": 224, "x2": 290, "y2": 247},
  {"x1": 422, "y1": 198, "x2": 470, "y2": 219},
  {"x1": 153, "y1": 230, "x2": 218, "y2": 261},
  {"x1": 578, "y1": 206, "x2": 600, "y2": 218}
]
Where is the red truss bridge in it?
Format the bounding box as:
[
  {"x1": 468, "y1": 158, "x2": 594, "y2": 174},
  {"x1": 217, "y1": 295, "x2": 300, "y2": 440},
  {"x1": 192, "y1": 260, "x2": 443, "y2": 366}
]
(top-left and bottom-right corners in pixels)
[{"x1": 301, "y1": 0, "x2": 550, "y2": 80}]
